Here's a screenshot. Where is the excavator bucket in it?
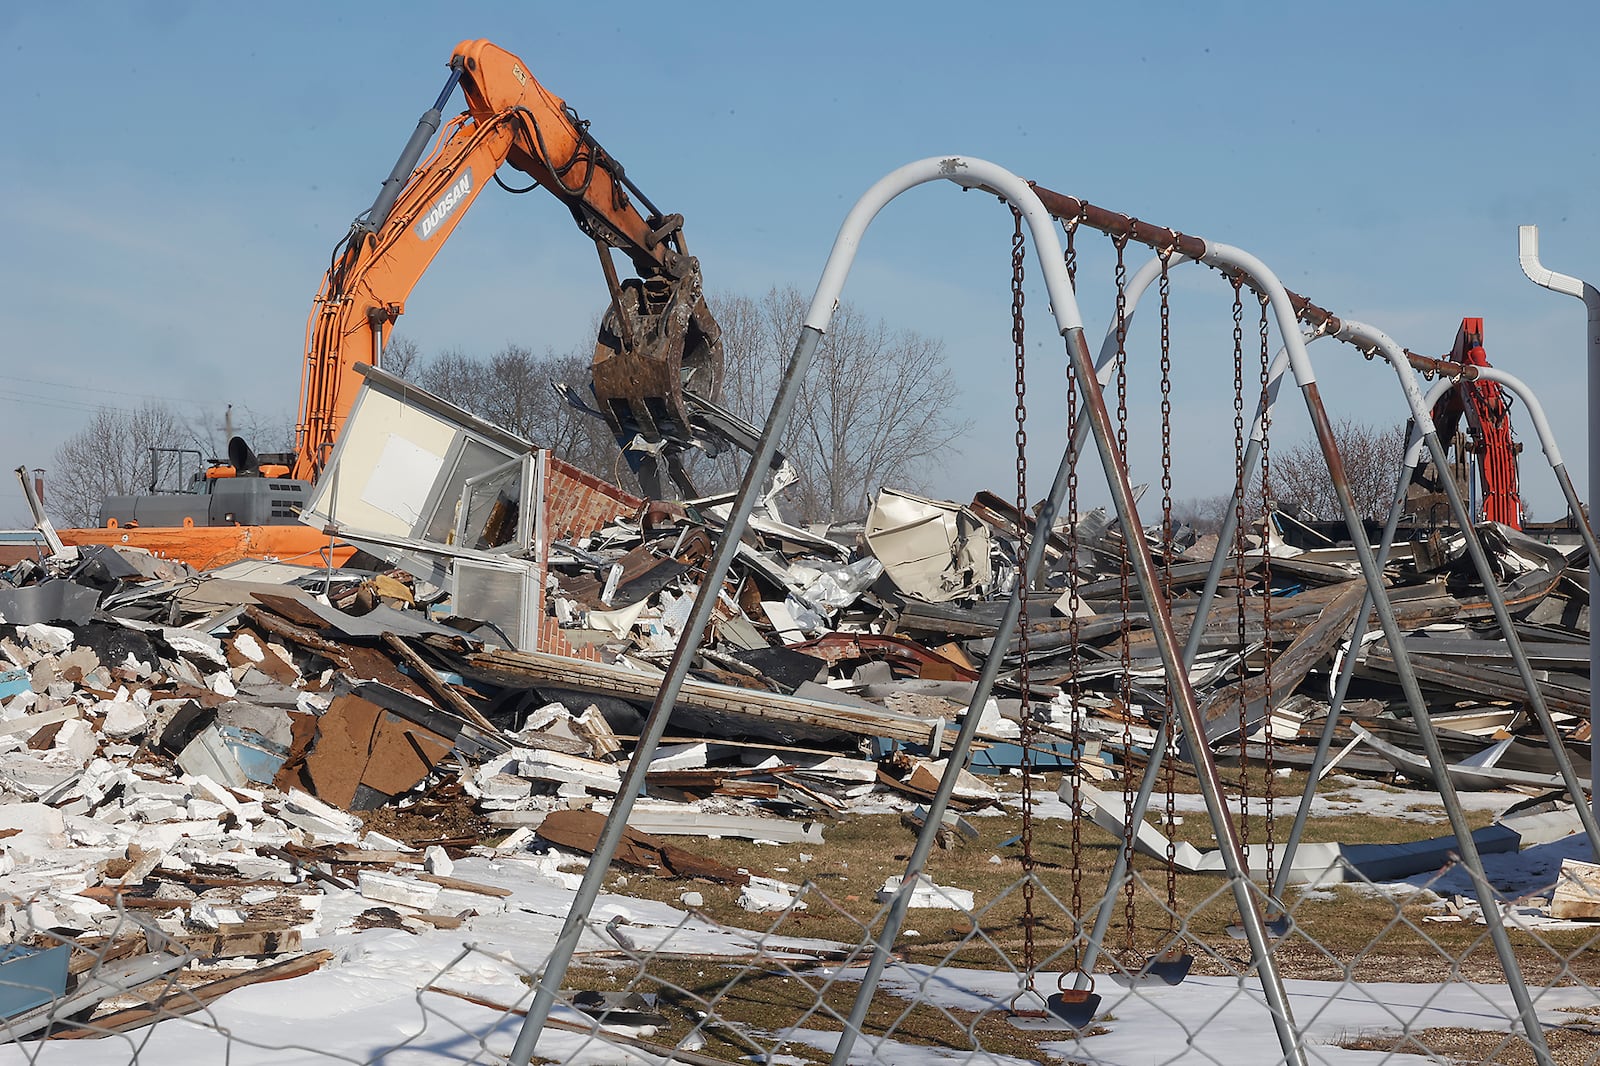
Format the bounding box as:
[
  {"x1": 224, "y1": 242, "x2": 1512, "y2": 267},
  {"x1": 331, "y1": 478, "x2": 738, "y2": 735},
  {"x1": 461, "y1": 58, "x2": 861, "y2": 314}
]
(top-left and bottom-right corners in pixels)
[{"x1": 591, "y1": 268, "x2": 724, "y2": 499}]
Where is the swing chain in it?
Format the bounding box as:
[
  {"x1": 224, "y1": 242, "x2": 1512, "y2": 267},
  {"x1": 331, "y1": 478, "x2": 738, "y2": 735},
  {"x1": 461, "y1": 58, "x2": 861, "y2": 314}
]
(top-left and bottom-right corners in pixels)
[
  {"x1": 1258, "y1": 291, "x2": 1277, "y2": 886},
  {"x1": 1231, "y1": 279, "x2": 1250, "y2": 844},
  {"x1": 1113, "y1": 232, "x2": 1131, "y2": 460},
  {"x1": 1065, "y1": 306, "x2": 1085, "y2": 971},
  {"x1": 1110, "y1": 232, "x2": 1139, "y2": 951},
  {"x1": 1014, "y1": 215, "x2": 1030, "y2": 495},
  {"x1": 1159, "y1": 253, "x2": 1174, "y2": 512},
  {"x1": 1010, "y1": 206, "x2": 1037, "y2": 980},
  {"x1": 1159, "y1": 250, "x2": 1180, "y2": 927}
]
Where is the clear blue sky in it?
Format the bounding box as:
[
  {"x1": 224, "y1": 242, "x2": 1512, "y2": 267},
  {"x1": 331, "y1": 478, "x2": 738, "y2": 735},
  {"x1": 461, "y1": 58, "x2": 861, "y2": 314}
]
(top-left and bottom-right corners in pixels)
[{"x1": 3, "y1": 2, "x2": 1596, "y2": 528}]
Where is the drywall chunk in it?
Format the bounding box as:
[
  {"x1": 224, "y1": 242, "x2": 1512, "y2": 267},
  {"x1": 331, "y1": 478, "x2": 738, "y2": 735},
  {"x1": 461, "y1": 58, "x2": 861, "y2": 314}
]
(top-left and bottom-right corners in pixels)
[{"x1": 358, "y1": 871, "x2": 440, "y2": 911}]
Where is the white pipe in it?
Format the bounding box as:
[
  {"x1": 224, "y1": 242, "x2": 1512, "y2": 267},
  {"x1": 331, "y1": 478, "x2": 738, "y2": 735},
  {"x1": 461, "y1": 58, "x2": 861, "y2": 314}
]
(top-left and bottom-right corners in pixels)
[
  {"x1": 1518, "y1": 223, "x2": 1600, "y2": 831},
  {"x1": 1520, "y1": 225, "x2": 1589, "y2": 300}
]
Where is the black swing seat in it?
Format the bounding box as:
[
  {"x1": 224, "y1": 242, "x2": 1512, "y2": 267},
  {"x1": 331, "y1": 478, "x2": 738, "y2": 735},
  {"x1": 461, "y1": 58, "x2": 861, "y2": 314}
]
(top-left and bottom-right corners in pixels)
[
  {"x1": 1006, "y1": 979, "x2": 1102, "y2": 1031},
  {"x1": 1225, "y1": 912, "x2": 1292, "y2": 940},
  {"x1": 1135, "y1": 944, "x2": 1194, "y2": 985}
]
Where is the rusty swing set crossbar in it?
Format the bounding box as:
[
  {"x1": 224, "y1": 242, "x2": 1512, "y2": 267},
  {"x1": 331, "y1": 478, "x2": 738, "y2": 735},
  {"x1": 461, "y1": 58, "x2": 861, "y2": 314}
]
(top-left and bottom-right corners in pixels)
[{"x1": 1026, "y1": 183, "x2": 1478, "y2": 381}]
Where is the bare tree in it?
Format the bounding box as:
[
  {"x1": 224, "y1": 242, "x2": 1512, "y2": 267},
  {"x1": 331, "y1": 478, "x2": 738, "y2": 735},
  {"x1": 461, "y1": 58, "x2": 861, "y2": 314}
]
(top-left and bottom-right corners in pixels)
[
  {"x1": 392, "y1": 288, "x2": 967, "y2": 516},
  {"x1": 1169, "y1": 495, "x2": 1233, "y2": 535},
  {"x1": 411, "y1": 347, "x2": 486, "y2": 412},
  {"x1": 706, "y1": 286, "x2": 971, "y2": 523},
  {"x1": 379, "y1": 334, "x2": 422, "y2": 380},
  {"x1": 411, "y1": 343, "x2": 631, "y2": 487},
  {"x1": 48, "y1": 402, "x2": 196, "y2": 526},
  {"x1": 1265, "y1": 417, "x2": 1406, "y2": 522}
]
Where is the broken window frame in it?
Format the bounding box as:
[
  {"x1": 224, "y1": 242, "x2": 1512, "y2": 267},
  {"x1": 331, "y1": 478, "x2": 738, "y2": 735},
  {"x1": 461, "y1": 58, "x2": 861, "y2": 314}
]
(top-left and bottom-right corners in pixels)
[{"x1": 301, "y1": 365, "x2": 548, "y2": 649}]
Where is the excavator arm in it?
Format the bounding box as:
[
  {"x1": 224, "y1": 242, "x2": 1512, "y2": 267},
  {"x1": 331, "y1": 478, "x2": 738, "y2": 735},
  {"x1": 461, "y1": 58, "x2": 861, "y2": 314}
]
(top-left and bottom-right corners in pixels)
[
  {"x1": 293, "y1": 39, "x2": 722, "y2": 496},
  {"x1": 1431, "y1": 317, "x2": 1523, "y2": 529}
]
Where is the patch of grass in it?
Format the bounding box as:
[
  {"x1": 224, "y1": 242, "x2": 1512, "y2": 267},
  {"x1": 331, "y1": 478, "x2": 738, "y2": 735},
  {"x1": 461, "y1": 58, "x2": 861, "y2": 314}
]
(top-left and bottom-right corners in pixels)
[{"x1": 557, "y1": 955, "x2": 1108, "y2": 1063}]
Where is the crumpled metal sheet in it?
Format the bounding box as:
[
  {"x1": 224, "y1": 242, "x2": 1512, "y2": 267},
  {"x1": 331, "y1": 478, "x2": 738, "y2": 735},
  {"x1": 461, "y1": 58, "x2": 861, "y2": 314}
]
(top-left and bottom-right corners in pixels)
[
  {"x1": 864, "y1": 488, "x2": 991, "y2": 603},
  {"x1": 0, "y1": 580, "x2": 99, "y2": 626}
]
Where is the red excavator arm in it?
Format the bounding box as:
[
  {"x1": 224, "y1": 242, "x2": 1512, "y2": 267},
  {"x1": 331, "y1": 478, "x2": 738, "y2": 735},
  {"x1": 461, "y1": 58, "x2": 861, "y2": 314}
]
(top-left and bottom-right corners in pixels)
[
  {"x1": 1431, "y1": 317, "x2": 1522, "y2": 528},
  {"x1": 293, "y1": 39, "x2": 722, "y2": 494}
]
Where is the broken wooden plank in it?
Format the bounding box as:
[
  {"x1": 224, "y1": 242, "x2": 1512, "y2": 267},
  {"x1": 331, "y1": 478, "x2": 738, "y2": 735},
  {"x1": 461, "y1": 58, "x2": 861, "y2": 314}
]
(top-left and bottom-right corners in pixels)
[
  {"x1": 65, "y1": 937, "x2": 147, "y2": 977},
  {"x1": 79, "y1": 888, "x2": 192, "y2": 910},
  {"x1": 173, "y1": 924, "x2": 302, "y2": 959},
  {"x1": 536, "y1": 808, "x2": 751, "y2": 885},
  {"x1": 48, "y1": 950, "x2": 334, "y2": 1039},
  {"x1": 1363, "y1": 644, "x2": 1590, "y2": 717},
  {"x1": 644, "y1": 766, "x2": 795, "y2": 789},
  {"x1": 487, "y1": 806, "x2": 828, "y2": 844},
  {"x1": 380, "y1": 632, "x2": 501, "y2": 735},
  {"x1": 0, "y1": 707, "x2": 78, "y2": 739},
  {"x1": 425, "y1": 986, "x2": 740, "y2": 1066},
  {"x1": 242, "y1": 605, "x2": 351, "y2": 666},
  {"x1": 1551, "y1": 858, "x2": 1600, "y2": 920},
  {"x1": 1199, "y1": 580, "x2": 1366, "y2": 742},
  {"x1": 408, "y1": 911, "x2": 468, "y2": 930}
]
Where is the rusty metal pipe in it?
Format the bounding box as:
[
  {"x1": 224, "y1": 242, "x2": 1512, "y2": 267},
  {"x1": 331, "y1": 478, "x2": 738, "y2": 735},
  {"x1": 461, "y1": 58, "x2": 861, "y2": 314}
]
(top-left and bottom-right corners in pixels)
[{"x1": 1029, "y1": 183, "x2": 1473, "y2": 381}]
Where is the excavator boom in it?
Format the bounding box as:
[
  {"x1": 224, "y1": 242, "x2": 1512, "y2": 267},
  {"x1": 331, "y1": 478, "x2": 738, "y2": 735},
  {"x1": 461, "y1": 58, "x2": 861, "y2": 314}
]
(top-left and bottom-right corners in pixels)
[{"x1": 293, "y1": 39, "x2": 722, "y2": 496}]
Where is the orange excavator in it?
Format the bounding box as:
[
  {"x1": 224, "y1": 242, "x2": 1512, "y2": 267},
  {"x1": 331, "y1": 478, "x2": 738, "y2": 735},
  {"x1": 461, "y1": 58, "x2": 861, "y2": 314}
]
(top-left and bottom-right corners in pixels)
[
  {"x1": 62, "y1": 39, "x2": 728, "y2": 567},
  {"x1": 298, "y1": 38, "x2": 724, "y2": 493}
]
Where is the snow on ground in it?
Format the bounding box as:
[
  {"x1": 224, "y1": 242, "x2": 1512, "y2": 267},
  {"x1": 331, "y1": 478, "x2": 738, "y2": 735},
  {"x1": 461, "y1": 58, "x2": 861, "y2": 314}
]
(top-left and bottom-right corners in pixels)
[{"x1": 6, "y1": 836, "x2": 1594, "y2": 1066}]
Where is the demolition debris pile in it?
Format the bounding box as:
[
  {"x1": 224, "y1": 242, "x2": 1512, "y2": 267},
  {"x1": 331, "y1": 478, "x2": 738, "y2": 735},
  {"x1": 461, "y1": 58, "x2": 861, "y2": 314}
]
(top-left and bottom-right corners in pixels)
[{"x1": 0, "y1": 448, "x2": 1590, "y2": 1038}]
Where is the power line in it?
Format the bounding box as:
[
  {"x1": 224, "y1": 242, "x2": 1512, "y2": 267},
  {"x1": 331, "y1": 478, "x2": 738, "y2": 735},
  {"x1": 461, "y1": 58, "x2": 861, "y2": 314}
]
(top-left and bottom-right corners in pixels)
[
  {"x1": 0, "y1": 391, "x2": 123, "y2": 416},
  {"x1": 0, "y1": 370, "x2": 198, "y2": 407}
]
